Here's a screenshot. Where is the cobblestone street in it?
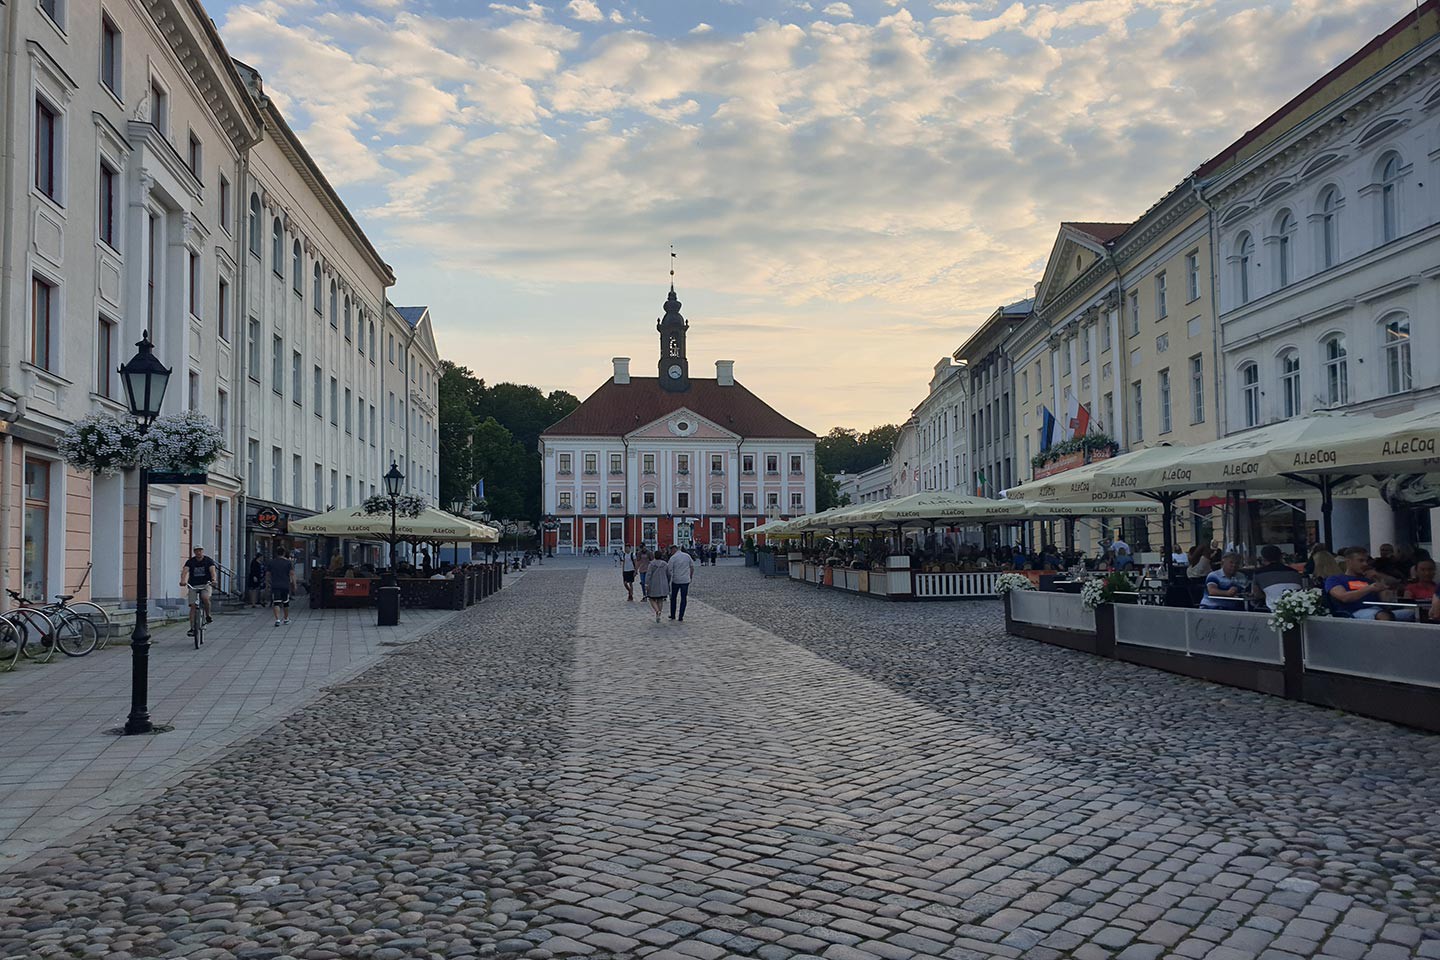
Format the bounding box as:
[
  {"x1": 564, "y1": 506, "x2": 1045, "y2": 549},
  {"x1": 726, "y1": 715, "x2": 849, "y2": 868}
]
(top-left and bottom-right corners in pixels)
[{"x1": 1, "y1": 563, "x2": 1438, "y2": 960}]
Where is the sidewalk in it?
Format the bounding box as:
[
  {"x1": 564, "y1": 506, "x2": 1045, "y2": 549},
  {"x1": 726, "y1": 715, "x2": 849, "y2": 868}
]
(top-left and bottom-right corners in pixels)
[{"x1": 0, "y1": 598, "x2": 460, "y2": 872}]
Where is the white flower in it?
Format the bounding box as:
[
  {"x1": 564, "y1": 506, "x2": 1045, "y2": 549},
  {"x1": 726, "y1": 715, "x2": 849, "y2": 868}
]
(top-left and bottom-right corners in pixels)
[
  {"x1": 59, "y1": 413, "x2": 141, "y2": 476},
  {"x1": 1268, "y1": 588, "x2": 1327, "y2": 633},
  {"x1": 140, "y1": 410, "x2": 224, "y2": 472},
  {"x1": 994, "y1": 573, "x2": 1036, "y2": 597},
  {"x1": 1080, "y1": 578, "x2": 1107, "y2": 611}
]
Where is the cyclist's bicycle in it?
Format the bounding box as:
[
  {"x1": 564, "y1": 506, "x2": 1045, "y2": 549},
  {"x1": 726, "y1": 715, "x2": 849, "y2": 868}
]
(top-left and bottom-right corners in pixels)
[
  {"x1": 5, "y1": 590, "x2": 101, "y2": 660},
  {"x1": 190, "y1": 598, "x2": 205, "y2": 650}
]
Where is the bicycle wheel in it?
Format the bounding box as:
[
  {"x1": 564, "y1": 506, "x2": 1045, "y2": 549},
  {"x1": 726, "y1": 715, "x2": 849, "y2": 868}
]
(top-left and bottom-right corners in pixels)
[
  {"x1": 54, "y1": 611, "x2": 99, "y2": 657},
  {"x1": 0, "y1": 618, "x2": 21, "y2": 671},
  {"x1": 192, "y1": 607, "x2": 203, "y2": 650},
  {"x1": 66, "y1": 601, "x2": 112, "y2": 649},
  {"x1": 9, "y1": 608, "x2": 57, "y2": 664}
]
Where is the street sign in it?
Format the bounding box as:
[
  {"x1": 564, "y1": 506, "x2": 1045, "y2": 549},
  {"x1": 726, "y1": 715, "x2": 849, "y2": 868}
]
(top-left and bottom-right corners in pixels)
[{"x1": 147, "y1": 471, "x2": 208, "y2": 485}]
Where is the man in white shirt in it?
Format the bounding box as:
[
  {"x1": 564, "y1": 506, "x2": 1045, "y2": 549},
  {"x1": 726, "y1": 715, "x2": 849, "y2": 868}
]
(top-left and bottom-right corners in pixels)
[
  {"x1": 621, "y1": 547, "x2": 637, "y2": 601},
  {"x1": 1111, "y1": 536, "x2": 1133, "y2": 570},
  {"x1": 667, "y1": 546, "x2": 695, "y2": 622}
]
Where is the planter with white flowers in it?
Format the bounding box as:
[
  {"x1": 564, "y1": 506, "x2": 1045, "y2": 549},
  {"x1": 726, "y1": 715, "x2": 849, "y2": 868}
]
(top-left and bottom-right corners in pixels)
[
  {"x1": 57, "y1": 413, "x2": 143, "y2": 476},
  {"x1": 363, "y1": 492, "x2": 427, "y2": 519},
  {"x1": 59, "y1": 409, "x2": 224, "y2": 482}
]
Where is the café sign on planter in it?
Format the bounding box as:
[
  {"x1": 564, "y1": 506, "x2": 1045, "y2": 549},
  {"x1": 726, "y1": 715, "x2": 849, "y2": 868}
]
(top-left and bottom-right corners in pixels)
[{"x1": 1034, "y1": 446, "x2": 1112, "y2": 480}]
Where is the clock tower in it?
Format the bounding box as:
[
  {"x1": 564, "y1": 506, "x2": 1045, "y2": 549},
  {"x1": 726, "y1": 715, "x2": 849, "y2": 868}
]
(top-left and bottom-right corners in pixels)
[{"x1": 657, "y1": 285, "x2": 690, "y2": 392}]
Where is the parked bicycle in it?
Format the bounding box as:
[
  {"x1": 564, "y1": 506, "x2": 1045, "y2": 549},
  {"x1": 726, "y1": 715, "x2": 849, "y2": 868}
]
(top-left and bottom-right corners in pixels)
[
  {"x1": 5, "y1": 590, "x2": 103, "y2": 660},
  {"x1": 0, "y1": 601, "x2": 59, "y2": 671}
]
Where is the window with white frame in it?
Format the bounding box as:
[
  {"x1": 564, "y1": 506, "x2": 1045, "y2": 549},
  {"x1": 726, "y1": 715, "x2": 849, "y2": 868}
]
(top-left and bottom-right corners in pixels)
[
  {"x1": 291, "y1": 350, "x2": 302, "y2": 404},
  {"x1": 188, "y1": 132, "x2": 202, "y2": 178},
  {"x1": 1280, "y1": 350, "x2": 1301, "y2": 418},
  {"x1": 219, "y1": 175, "x2": 231, "y2": 235},
  {"x1": 677, "y1": 454, "x2": 689, "y2": 474},
  {"x1": 1323, "y1": 335, "x2": 1348, "y2": 406},
  {"x1": 247, "y1": 318, "x2": 260, "y2": 380},
  {"x1": 1241, "y1": 363, "x2": 1260, "y2": 428},
  {"x1": 766, "y1": 492, "x2": 779, "y2": 508},
  {"x1": 98, "y1": 162, "x2": 117, "y2": 248},
  {"x1": 584, "y1": 492, "x2": 597, "y2": 509},
  {"x1": 35, "y1": 98, "x2": 60, "y2": 203},
  {"x1": 711, "y1": 490, "x2": 723, "y2": 509},
  {"x1": 558, "y1": 453, "x2": 571, "y2": 474},
  {"x1": 1063, "y1": 346, "x2": 1072, "y2": 375},
  {"x1": 271, "y1": 335, "x2": 283, "y2": 395},
  {"x1": 329, "y1": 377, "x2": 337, "y2": 425},
  {"x1": 100, "y1": 16, "x2": 122, "y2": 97},
  {"x1": 1235, "y1": 233, "x2": 1253, "y2": 305},
  {"x1": 1080, "y1": 332, "x2": 1090, "y2": 364},
  {"x1": 1382, "y1": 314, "x2": 1412, "y2": 396},
  {"x1": 217, "y1": 388, "x2": 229, "y2": 438},
  {"x1": 1275, "y1": 211, "x2": 1295, "y2": 287},
  {"x1": 610, "y1": 453, "x2": 622, "y2": 474},
  {"x1": 742, "y1": 492, "x2": 755, "y2": 510},
  {"x1": 1131, "y1": 380, "x2": 1144, "y2": 441},
  {"x1": 248, "y1": 194, "x2": 262, "y2": 256},
  {"x1": 40, "y1": 0, "x2": 63, "y2": 27},
  {"x1": 247, "y1": 439, "x2": 260, "y2": 491},
  {"x1": 149, "y1": 77, "x2": 168, "y2": 135},
  {"x1": 710, "y1": 454, "x2": 723, "y2": 474},
  {"x1": 559, "y1": 491, "x2": 571, "y2": 508},
  {"x1": 1101, "y1": 320, "x2": 1112, "y2": 353},
  {"x1": 765, "y1": 454, "x2": 778, "y2": 474},
  {"x1": 584, "y1": 453, "x2": 596, "y2": 474},
  {"x1": 790, "y1": 492, "x2": 803, "y2": 510},
  {"x1": 1158, "y1": 368, "x2": 1172, "y2": 434},
  {"x1": 1380, "y1": 153, "x2": 1401, "y2": 243},
  {"x1": 742, "y1": 454, "x2": 754, "y2": 473},
  {"x1": 790, "y1": 454, "x2": 802, "y2": 474},
  {"x1": 312, "y1": 264, "x2": 321, "y2": 312},
  {"x1": 329, "y1": 281, "x2": 338, "y2": 327},
  {"x1": 1103, "y1": 392, "x2": 1114, "y2": 434},
  {"x1": 1189, "y1": 354, "x2": 1204, "y2": 424},
  {"x1": 313, "y1": 366, "x2": 322, "y2": 418},
  {"x1": 1319, "y1": 187, "x2": 1340, "y2": 269},
  {"x1": 1128, "y1": 292, "x2": 1139, "y2": 336},
  {"x1": 188, "y1": 252, "x2": 200, "y2": 317},
  {"x1": 96, "y1": 314, "x2": 115, "y2": 397},
  {"x1": 1186, "y1": 250, "x2": 1199, "y2": 301},
  {"x1": 610, "y1": 491, "x2": 622, "y2": 509},
  {"x1": 272, "y1": 446, "x2": 282, "y2": 500},
  {"x1": 344, "y1": 387, "x2": 352, "y2": 434},
  {"x1": 642, "y1": 453, "x2": 655, "y2": 474},
  {"x1": 677, "y1": 492, "x2": 689, "y2": 510},
  {"x1": 1155, "y1": 271, "x2": 1167, "y2": 318},
  {"x1": 1020, "y1": 370, "x2": 1028, "y2": 396},
  {"x1": 643, "y1": 489, "x2": 656, "y2": 508},
  {"x1": 343, "y1": 297, "x2": 352, "y2": 341},
  {"x1": 291, "y1": 241, "x2": 302, "y2": 294}
]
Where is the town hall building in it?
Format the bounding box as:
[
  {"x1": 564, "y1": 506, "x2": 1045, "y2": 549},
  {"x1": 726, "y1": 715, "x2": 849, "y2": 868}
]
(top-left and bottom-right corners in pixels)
[{"x1": 539, "y1": 286, "x2": 817, "y2": 554}]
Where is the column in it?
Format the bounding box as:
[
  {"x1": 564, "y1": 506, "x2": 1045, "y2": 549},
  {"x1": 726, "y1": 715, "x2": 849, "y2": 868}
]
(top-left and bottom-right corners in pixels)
[
  {"x1": 1050, "y1": 346, "x2": 1062, "y2": 420},
  {"x1": 1087, "y1": 321, "x2": 1101, "y2": 418},
  {"x1": 1108, "y1": 309, "x2": 1126, "y2": 448}
]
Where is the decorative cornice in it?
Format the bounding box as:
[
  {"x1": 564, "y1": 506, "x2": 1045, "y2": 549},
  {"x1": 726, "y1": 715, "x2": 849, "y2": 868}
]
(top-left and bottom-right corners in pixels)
[{"x1": 142, "y1": 0, "x2": 262, "y2": 151}]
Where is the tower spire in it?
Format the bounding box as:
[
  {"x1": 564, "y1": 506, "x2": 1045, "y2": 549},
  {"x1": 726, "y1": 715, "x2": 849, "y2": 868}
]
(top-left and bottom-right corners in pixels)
[{"x1": 669, "y1": 244, "x2": 676, "y2": 294}]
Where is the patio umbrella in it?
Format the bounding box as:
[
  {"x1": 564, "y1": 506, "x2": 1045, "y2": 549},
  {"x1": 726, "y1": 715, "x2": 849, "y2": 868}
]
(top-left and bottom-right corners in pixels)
[{"x1": 292, "y1": 507, "x2": 499, "y2": 543}]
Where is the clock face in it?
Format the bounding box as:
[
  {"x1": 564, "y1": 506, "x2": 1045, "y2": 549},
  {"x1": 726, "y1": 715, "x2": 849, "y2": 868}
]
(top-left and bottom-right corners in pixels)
[{"x1": 668, "y1": 364, "x2": 683, "y2": 379}]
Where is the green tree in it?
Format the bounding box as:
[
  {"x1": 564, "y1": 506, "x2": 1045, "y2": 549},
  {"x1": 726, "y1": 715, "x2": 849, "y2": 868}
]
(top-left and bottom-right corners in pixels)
[
  {"x1": 470, "y1": 417, "x2": 526, "y2": 520},
  {"x1": 438, "y1": 363, "x2": 482, "y2": 505}
]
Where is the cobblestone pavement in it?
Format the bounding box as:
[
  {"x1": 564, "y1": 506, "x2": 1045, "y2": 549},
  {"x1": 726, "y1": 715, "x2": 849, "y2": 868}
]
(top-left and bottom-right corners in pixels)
[
  {"x1": 1, "y1": 565, "x2": 1437, "y2": 960},
  {"x1": 0, "y1": 598, "x2": 461, "y2": 871}
]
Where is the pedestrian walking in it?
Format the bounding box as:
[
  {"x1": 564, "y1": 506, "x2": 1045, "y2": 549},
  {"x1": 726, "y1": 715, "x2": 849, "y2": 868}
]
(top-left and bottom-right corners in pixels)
[
  {"x1": 667, "y1": 544, "x2": 695, "y2": 622},
  {"x1": 267, "y1": 547, "x2": 297, "y2": 627},
  {"x1": 637, "y1": 548, "x2": 650, "y2": 594},
  {"x1": 644, "y1": 552, "x2": 671, "y2": 623},
  {"x1": 621, "y1": 546, "x2": 637, "y2": 601},
  {"x1": 246, "y1": 551, "x2": 266, "y2": 607}
]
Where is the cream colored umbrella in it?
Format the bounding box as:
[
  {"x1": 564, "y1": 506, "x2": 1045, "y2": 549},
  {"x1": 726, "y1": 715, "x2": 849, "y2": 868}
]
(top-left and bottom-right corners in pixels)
[
  {"x1": 292, "y1": 506, "x2": 499, "y2": 542},
  {"x1": 1020, "y1": 500, "x2": 1161, "y2": 518}
]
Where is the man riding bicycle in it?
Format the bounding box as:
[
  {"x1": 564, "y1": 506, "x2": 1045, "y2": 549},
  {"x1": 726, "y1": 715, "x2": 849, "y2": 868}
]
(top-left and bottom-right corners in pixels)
[{"x1": 181, "y1": 546, "x2": 217, "y2": 636}]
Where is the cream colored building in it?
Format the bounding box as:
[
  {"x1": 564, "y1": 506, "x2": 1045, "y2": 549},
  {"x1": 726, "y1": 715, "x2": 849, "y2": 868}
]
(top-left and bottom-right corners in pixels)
[{"x1": 1009, "y1": 203, "x2": 1221, "y2": 551}]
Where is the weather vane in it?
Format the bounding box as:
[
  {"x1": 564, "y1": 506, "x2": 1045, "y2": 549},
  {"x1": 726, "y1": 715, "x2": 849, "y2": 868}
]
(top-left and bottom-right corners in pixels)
[{"x1": 670, "y1": 244, "x2": 676, "y2": 291}]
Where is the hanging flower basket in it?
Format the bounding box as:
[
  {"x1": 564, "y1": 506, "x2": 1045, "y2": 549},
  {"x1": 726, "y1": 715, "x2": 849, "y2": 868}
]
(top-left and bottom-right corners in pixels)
[
  {"x1": 58, "y1": 413, "x2": 142, "y2": 476},
  {"x1": 140, "y1": 410, "x2": 225, "y2": 473},
  {"x1": 994, "y1": 572, "x2": 1036, "y2": 597},
  {"x1": 1268, "y1": 588, "x2": 1328, "y2": 633},
  {"x1": 363, "y1": 492, "x2": 427, "y2": 518}
]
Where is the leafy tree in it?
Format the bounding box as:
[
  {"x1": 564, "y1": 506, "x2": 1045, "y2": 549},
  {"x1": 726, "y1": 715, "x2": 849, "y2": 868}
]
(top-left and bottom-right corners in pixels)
[
  {"x1": 815, "y1": 423, "x2": 900, "y2": 478},
  {"x1": 816, "y1": 471, "x2": 851, "y2": 511}
]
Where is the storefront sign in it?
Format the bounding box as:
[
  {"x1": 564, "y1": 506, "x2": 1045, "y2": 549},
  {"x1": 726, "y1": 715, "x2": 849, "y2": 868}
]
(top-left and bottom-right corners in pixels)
[
  {"x1": 1033, "y1": 446, "x2": 1112, "y2": 480},
  {"x1": 333, "y1": 579, "x2": 372, "y2": 598},
  {"x1": 256, "y1": 508, "x2": 281, "y2": 530}
]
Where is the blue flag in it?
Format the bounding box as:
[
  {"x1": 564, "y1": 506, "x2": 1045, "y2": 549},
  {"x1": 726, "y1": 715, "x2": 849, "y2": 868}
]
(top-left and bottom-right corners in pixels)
[
  {"x1": 474, "y1": 478, "x2": 485, "y2": 501},
  {"x1": 1040, "y1": 407, "x2": 1057, "y2": 451}
]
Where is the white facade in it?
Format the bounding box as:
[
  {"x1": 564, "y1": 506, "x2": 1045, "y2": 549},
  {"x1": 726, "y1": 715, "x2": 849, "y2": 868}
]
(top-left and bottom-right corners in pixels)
[
  {"x1": 836, "y1": 461, "x2": 892, "y2": 505},
  {"x1": 0, "y1": 0, "x2": 262, "y2": 605},
  {"x1": 888, "y1": 418, "x2": 919, "y2": 499},
  {"x1": 383, "y1": 306, "x2": 441, "y2": 502},
  {"x1": 1209, "y1": 31, "x2": 1440, "y2": 551},
  {"x1": 913, "y1": 357, "x2": 968, "y2": 493}
]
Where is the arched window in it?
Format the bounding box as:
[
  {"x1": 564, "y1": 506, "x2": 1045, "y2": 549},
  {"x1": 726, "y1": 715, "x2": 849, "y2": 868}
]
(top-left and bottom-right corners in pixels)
[
  {"x1": 271, "y1": 218, "x2": 284, "y2": 275},
  {"x1": 343, "y1": 296, "x2": 352, "y2": 341},
  {"x1": 356, "y1": 308, "x2": 365, "y2": 355},
  {"x1": 1380, "y1": 154, "x2": 1401, "y2": 242},
  {"x1": 1236, "y1": 232, "x2": 1253, "y2": 305},
  {"x1": 312, "y1": 263, "x2": 322, "y2": 313},
  {"x1": 1382, "y1": 314, "x2": 1412, "y2": 395},
  {"x1": 1323, "y1": 335, "x2": 1348, "y2": 406},
  {"x1": 292, "y1": 240, "x2": 303, "y2": 294},
  {"x1": 1279, "y1": 350, "x2": 1301, "y2": 418},
  {"x1": 248, "y1": 194, "x2": 261, "y2": 256},
  {"x1": 329, "y1": 280, "x2": 337, "y2": 328},
  {"x1": 1275, "y1": 211, "x2": 1295, "y2": 287},
  {"x1": 1241, "y1": 363, "x2": 1261, "y2": 428},
  {"x1": 1319, "y1": 188, "x2": 1340, "y2": 268}
]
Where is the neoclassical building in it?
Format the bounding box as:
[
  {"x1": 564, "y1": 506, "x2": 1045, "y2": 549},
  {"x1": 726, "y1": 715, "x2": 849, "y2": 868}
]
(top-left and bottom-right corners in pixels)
[
  {"x1": 1206, "y1": 1, "x2": 1440, "y2": 551},
  {"x1": 539, "y1": 287, "x2": 816, "y2": 554}
]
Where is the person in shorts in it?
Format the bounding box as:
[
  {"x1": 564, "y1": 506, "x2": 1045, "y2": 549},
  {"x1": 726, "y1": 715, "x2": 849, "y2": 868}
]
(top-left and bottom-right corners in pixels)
[
  {"x1": 181, "y1": 546, "x2": 217, "y2": 636},
  {"x1": 267, "y1": 547, "x2": 297, "y2": 627},
  {"x1": 1325, "y1": 547, "x2": 1413, "y2": 621},
  {"x1": 620, "y1": 547, "x2": 637, "y2": 601}
]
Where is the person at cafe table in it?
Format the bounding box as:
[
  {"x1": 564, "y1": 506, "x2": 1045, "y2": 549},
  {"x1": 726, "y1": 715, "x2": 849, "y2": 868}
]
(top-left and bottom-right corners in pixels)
[
  {"x1": 1325, "y1": 547, "x2": 1415, "y2": 621},
  {"x1": 1250, "y1": 544, "x2": 1303, "y2": 611},
  {"x1": 1200, "y1": 553, "x2": 1248, "y2": 610}
]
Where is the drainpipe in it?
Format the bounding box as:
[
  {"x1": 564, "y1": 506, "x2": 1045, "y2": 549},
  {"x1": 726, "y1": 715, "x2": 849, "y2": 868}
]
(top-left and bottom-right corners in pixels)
[
  {"x1": 1191, "y1": 176, "x2": 1226, "y2": 438},
  {"x1": 0, "y1": 0, "x2": 21, "y2": 610},
  {"x1": 234, "y1": 148, "x2": 252, "y2": 583}
]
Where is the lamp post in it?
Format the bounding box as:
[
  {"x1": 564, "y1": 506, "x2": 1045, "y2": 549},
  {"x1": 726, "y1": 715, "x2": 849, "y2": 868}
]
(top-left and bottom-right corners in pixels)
[
  {"x1": 120, "y1": 332, "x2": 172, "y2": 736},
  {"x1": 378, "y1": 462, "x2": 404, "y2": 626},
  {"x1": 449, "y1": 499, "x2": 466, "y2": 566}
]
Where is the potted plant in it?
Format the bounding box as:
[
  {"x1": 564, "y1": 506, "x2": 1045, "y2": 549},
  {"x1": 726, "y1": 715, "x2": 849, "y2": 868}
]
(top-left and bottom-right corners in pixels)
[
  {"x1": 140, "y1": 409, "x2": 226, "y2": 474},
  {"x1": 1081, "y1": 571, "x2": 1136, "y2": 610},
  {"x1": 994, "y1": 572, "x2": 1037, "y2": 598},
  {"x1": 1268, "y1": 588, "x2": 1327, "y2": 633},
  {"x1": 58, "y1": 413, "x2": 142, "y2": 476}
]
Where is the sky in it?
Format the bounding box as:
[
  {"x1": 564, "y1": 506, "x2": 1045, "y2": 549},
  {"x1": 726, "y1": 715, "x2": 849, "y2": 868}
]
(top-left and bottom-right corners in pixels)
[{"x1": 211, "y1": 0, "x2": 1412, "y2": 434}]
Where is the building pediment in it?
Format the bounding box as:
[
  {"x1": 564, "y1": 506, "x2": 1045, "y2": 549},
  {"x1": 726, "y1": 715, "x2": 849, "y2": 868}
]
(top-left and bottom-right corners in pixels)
[
  {"x1": 626, "y1": 408, "x2": 740, "y2": 442},
  {"x1": 1034, "y1": 225, "x2": 1119, "y2": 312}
]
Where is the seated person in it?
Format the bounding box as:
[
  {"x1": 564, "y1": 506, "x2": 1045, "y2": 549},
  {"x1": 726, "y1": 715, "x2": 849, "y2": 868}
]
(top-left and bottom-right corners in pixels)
[
  {"x1": 1250, "y1": 544, "x2": 1303, "y2": 611},
  {"x1": 1200, "y1": 553, "x2": 1248, "y2": 610},
  {"x1": 1039, "y1": 546, "x2": 1063, "y2": 570},
  {"x1": 1402, "y1": 558, "x2": 1437, "y2": 603},
  {"x1": 1373, "y1": 543, "x2": 1406, "y2": 582},
  {"x1": 1325, "y1": 547, "x2": 1415, "y2": 621},
  {"x1": 1010, "y1": 548, "x2": 1028, "y2": 570}
]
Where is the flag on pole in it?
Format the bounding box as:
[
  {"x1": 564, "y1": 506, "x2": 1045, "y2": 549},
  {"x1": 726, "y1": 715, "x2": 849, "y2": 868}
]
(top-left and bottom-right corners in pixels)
[
  {"x1": 1040, "y1": 407, "x2": 1057, "y2": 451},
  {"x1": 474, "y1": 478, "x2": 485, "y2": 501},
  {"x1": 1062, "y1": 388, "x2": 1091, "y2": 440}
]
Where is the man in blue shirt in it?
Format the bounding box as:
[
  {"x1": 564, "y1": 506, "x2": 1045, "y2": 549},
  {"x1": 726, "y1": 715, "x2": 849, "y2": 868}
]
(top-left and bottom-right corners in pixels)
[
  {"x1": 1325, "y1": 547, "x2": 1413, "y2": 621},
  {"x1": 1200, "y1": 553, "x2": 1247, "y2": 610}
]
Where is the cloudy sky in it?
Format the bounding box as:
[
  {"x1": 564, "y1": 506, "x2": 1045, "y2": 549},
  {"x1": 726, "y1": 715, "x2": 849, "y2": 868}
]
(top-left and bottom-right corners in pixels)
[{"x1": 212, "y1": 0, "x2": 1409, "y2": 433}]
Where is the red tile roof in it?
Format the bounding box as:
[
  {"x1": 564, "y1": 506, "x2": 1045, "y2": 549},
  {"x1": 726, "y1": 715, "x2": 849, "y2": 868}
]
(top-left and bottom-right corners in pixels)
[
  {"x1": 1064, "y1": 221, "x2": 1131, "y2": 244},
  {"x1": 542, "y1": 378, "x2": 816, "y2": 439}
]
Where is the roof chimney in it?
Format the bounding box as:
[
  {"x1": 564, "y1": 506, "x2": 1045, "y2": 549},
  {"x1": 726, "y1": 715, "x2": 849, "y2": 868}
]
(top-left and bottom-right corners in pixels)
[
  {"x1": 715, "y1": 360, "x2": 735, "y2": 387},
  {"x1": 613, "y1": 357, "x2": 630, "y2": 384}
]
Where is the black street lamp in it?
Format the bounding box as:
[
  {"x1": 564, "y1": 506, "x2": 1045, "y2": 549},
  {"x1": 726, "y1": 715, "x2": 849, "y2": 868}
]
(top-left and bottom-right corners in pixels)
[
  {"x1": 377, "y1": 462, "x2": 404, "y2": 626},
  {"x1": 120, "y1": 332, "x2": 172, "y2": 736}
]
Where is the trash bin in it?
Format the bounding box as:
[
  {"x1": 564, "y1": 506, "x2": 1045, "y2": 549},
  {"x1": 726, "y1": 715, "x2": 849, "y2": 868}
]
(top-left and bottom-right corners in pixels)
[{"x1": 377, "y1": 584, "x2": 400, "y2": 626}]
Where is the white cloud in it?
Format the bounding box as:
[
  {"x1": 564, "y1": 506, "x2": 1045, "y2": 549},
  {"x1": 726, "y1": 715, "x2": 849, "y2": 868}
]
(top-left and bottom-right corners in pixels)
[
  {"x1": 222, "y1": 0, "x2": 1412, "y2": 429},
  {"x1": 566, "y1": 0, "x2": 604, "y2": 23},
  {"x1": 822, "y1": 2, "x2": 854, "y2": 17}
]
